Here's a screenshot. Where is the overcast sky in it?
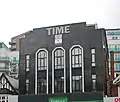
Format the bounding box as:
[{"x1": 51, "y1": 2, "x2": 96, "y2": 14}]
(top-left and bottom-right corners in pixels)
[{"x1": 0, "y1": 0, "x2": 120, "y2": 46}]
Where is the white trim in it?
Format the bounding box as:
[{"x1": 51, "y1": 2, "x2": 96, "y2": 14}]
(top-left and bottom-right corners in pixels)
[
  {"x1": 52, "y1": 47, "x2": 66, "y2": 93},
  {"x1": 35, "y1": 48, "x2": 48, "y2": 94},
  {"x1": 69, "y1": 45, "x2": 84, "y2": 93},
  {"x1": 113, "y1": 75, "x2": 120, "y2": 84}
]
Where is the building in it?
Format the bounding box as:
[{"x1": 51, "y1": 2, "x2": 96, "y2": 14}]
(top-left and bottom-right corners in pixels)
[
  {"x1": 0, "y1": 73, "x2": 18, "y2": 102},
  {"x1": 0, "y1": 42, "x2": 11, "y2": 74},
  {"x1": 106, "y1": 29, "x2": 120, "y2": 97},
  {"x1": 106, "y1": 29, "x2": 120, "y2": 76},
  {"x1": 0, "y1": 42, "x2": 19, "y2": 78},
  {"x1": 9, "y1": 31, "x2": 31, "y2": 51},
  {"x1": 0, "y1": 73, "x2": 18, "y2": 95},
  {"x1": 19, "y1": 22, "x2": 110, "y2": 102}
]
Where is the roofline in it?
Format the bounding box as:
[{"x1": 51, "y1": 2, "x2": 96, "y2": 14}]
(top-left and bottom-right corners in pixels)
[
  {"x1": 106, "y1": 28, "x2": 120, "y2": 31},
  {"x1": 0, "y1": 42, "x2": 9, "y2": 49}
]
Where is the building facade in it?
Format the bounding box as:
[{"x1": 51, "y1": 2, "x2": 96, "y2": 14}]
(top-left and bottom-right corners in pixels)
[
  {"x1": 0, "y1": 42, "x2": 19, "y2": 78},
  {"x1": 106, "y1": 29, "x2": 120, "y2": 76},
  {"x1": 106, "y1": 29, "x2": 120, "y2": 97},
  {"x1": 19, "y1": 22, "x2": 110, "y2": 102},
  {"x1": 0, "y1": 43, "x2": 11, "y2": 74},
  {"x1": 9, "y1": 31, "x2": 31, "y2": 51}
]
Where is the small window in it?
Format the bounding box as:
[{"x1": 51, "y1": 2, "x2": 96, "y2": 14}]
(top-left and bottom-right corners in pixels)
[
  {"x1": 91, "y1": 48, "x2": 96, "y2": 66},
  {"x1": 92, "y1": 75, "x2": 96, "y2": 91},
  {"x1": 25, "y1": 55, "x2": 30, "y2": 71},
  {"x1": 26, "y1": 79, "x2": 29, "y2": 93}
]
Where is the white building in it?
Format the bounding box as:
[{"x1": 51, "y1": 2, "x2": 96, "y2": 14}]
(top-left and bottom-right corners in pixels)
[{"x1": 0, "y1": 42, "x2": 19, "y2": 78}]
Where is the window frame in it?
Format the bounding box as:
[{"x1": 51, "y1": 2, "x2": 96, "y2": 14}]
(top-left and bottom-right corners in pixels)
[
  {"x1": 52, "y1": 47, "x2": 66, "y2": 94},
  {"x1": 35, "y1": 48, "x2": 48, "y2": 94},
  {"x1": 69, "y1": 45, "x2": 84, "y2": 93},
  {"x1": 25, "y1": 55, "x2": 30, "y2": 72}
]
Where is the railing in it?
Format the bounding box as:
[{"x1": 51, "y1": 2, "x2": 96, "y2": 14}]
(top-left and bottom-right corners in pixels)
[
  {"x1": 0, "y1": 57, "x2": 10, "y2": 61},
  {"x1": 0, "y1": 67, "x2": 9, "y2": 70},
  {"x1": 10, "y1": 60, "x2": 19, "y2": 63}
]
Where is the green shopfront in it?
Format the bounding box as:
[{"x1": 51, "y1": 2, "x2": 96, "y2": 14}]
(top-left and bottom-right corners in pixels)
[
  {"x1": 48, "y1": 97, "x2": 103, "y2": 102},
  {"x1": 19, "y1": 92, "x2": 103, "y2": 102}
]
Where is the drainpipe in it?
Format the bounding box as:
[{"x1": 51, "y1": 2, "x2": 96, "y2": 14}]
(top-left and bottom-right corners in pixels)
[{"x1": 110, "y1": 51, "x2": 114, "y2": 80}]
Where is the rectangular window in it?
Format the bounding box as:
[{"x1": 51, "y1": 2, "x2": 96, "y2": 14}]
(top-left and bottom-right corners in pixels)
[
  {"x1": 54, "y1": 77, "x2": 64, "y2": 93},
  {"x1": 37, "y1": 78, "x2": 47, "y2": 94},
  {"x1": 92, "y1": 75, "x2": 96, "y2": 91},
  {"x1": 26, "y1": 79, "x2": 29, "y2": 94},
  {"x1": 0, "y1": 96, "x2": 8, "y2": 102},
  {"x1": 72, "y1": 76, "x2": 82, "y2": 92},
  {"x1": 91, "y1": 48, "x2": 96, "y2": 66},
  {"x1": 25, "y1": 55, "x2": 30, "y2": 71}
]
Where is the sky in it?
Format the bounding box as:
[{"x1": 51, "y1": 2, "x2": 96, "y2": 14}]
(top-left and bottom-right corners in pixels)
[{"x1": 0, "y1": 0, "x2": 120, "y2": 46}]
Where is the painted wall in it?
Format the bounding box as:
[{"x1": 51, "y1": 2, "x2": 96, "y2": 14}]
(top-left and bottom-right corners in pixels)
[{"x1": 8, "y1": 95, "x2": 18, "y2": 102}]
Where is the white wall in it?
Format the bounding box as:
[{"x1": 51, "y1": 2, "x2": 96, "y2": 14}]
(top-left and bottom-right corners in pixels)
[
  {"x1": 104, "y1": 97, "x2": 120, "y2": 102},
  {"x1": 8, "y1": 95, "x2": 18, "y2": 102},
  {"x1": 0, "y1": 62, "x2": 6, "y2": 67},
  {"x1": 0, "y1": 95, "x2": 18, "y2": 102},
  {"x1": 107, "y1": 40, "x2": 120, "y2": 45}
]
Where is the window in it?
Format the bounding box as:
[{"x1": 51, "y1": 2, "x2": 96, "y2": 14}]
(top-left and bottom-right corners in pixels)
[
  {"x1": 114, "y1": 53, "x2": 120, "y2": 61},
  {"x1": 35, "y1": 49, "x2": 48, "y2": 94},
  {"x1": 37, "y1": 78, "x2": 47, "y2": 94},
  {"x1": 70, "y1": 45, "x2": 84, "y2": 93},
  {"x1": 25, "y1": 55, "x2": 30, "y2": 71},
  {"x1": 71, "y1": 47, "x2": 82, "y2": 68},
  {"x1": 37, "y1": 50, "x2": 47, "y2": 70},
  {"x1": 114, "y1": 63, "x2": 120, "y2": 71},
  {"x1": 108, "y1": 44, "x2": 120, "y2": 52},
  {"x1": 26, "y1": 79, "x2": 29, "y2": 94},
  {"x1": 54, "y1": 49, "x2": 64, "y2": 69},
  {"x1": 55, "y1": 77, "x2": 64, "y2": 93},
  {"x1": 52, "y1": 47, "x2": 66, "y2": 94},
  {"x1": 112, "y1": 37, "x2": 118, "y2": 40},
  {"x1": 72, "y1": 76, "x2": 82, "y2": 92},
  {"x1": 91, "y1": 48, "x2": 96, "y2": 66},
  {"x1": 92, "y1": 75, "x2": 96, "y2": 91},
  {"x1": 0, "y1": 96, "x2": 8, "y2": 102}
]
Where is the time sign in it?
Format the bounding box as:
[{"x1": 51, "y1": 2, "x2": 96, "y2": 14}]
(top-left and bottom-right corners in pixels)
[{"x1": 46, "y1": 25, "x2": 70, "y2": 35}]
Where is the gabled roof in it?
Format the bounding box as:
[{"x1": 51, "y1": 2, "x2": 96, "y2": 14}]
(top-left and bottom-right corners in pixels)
[{"x1": 0, "y1": 73, "x2": 19, "y2": 94}]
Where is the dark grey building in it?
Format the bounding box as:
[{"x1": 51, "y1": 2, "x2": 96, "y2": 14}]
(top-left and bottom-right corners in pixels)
[{"x1": 19, "y1": 22, "x2": 110, "y2": 102}]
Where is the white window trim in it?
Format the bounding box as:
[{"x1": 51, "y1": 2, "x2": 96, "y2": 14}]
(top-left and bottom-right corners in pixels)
[
  {"x1": 35, "y1": 48, "x2": 48, "y2": 94},
  {"x1": 52, "y1": 47, "x2": 66, "y2": 94},
  {"x1": 69, "y1": 45, "x2": 84, "y2": 93}
]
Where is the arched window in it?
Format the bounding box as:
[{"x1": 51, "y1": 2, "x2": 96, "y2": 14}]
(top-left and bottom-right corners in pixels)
[
  {"x1": 54, "y1": 49, "x2": 64, "y2": 69},
  {"x1": 52, "y1": 47, "x2": 66, "y2": 93},
  {"x1": 71, "y1": 47, "x2": 82, "y2": 68},
  {"x1": 35, "y1": 49, "x2": 48, "y2": 94},
  {"x1": 37, "y1": 50, "x2": 47, "y2": 70},
  {"x1": 70, "y1": 45, "x2": 84, "y2": 93}
]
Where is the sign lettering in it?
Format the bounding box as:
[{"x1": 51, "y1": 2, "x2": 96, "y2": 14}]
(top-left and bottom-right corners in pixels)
[
  {"x1": 46, "y1": 25, "x2": 70, "y2": 35},
  {"x1": 114, "y1": 98, "x2": 120, "y2": 102},
  {"x1": 48, "y1": 97, "x2": 68, "y2": 102}
]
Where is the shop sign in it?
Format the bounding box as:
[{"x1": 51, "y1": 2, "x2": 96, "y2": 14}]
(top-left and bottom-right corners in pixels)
[
  {"x1": 46, "y1": 25, "x2": 70, "y2": 35},
  {"x1": 113, "y1": 97, "x2": 120, "y2": 102},
  {"x1": 48, "y1": 97, "x2": 68, "y2": 102}
]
